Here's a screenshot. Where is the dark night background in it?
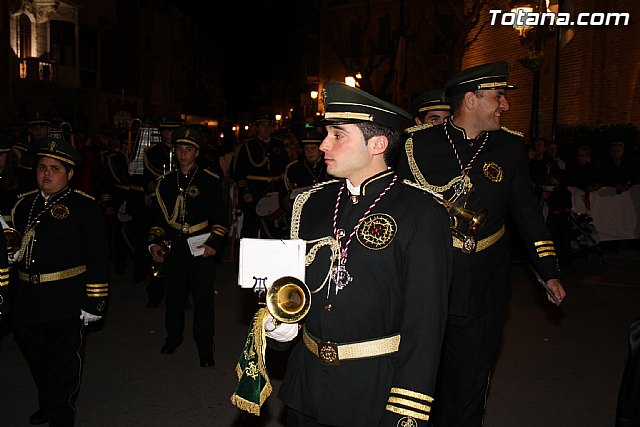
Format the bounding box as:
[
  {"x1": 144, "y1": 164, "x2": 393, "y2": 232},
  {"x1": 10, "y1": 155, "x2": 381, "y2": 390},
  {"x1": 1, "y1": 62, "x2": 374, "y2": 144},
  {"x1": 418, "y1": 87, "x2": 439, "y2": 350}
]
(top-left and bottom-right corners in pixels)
[{"x1": 181, "y1": 0, "x2": 309, "y2": 119}]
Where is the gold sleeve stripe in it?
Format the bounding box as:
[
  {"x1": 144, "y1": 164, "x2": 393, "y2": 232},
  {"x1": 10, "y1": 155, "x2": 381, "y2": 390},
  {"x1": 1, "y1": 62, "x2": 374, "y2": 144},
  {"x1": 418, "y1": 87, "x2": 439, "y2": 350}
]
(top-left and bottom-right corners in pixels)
[
  {"x1": 86, "y1": 283, "x2": 108, "y2": 288},
  {"x1": 1, "y1": 267, "x2": 9, "y2": 273},
  {"x1": 387, "y1": 396, "x2": 431, "y2": 412},
  {"x1": 538, "y1": 252, "x2": 556, "y2": 257},
  {"x1": 536, "y1": 245, "x2": 555, "y2": 253},
  {"x1": 534, "y1": 240, "x2": 554, "y2": 246},
  {"x1": 390, "y1": 387, "x2": 434, "y2": 403},
  {"x1": 385, "y1": 404, "x2": 429, "y2": 421},
  {"x1": 88, "y1": 293, "x2": 108, "y2": 297}
]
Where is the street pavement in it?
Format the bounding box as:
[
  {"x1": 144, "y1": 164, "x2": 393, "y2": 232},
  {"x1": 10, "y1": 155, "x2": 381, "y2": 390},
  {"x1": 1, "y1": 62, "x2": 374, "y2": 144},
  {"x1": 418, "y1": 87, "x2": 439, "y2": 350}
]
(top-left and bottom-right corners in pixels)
[{"x1": 1, "y1": 240, "x2": 639, "y2": 427}]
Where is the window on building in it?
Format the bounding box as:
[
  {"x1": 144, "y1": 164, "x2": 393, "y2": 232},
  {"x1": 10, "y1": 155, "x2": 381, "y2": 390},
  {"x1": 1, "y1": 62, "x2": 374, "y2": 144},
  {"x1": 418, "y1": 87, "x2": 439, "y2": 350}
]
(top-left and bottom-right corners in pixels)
[
  {"x1": 50, "y1": 20, "x2": 76, "y2": 66},
  {"x1": 19, "y1": 14, "x2": 32, "y2": 58}
]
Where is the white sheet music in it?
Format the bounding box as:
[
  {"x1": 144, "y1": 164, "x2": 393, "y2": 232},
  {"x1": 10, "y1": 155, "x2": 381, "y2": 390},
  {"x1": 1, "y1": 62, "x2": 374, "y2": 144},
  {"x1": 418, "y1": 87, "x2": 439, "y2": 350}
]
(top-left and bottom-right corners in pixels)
[
  {"x1": 238, "y1": 238, "x2": 306, "y2": 290},
  {"x1": 187, "y1": 233, "x2": 210, "y2": 257}
]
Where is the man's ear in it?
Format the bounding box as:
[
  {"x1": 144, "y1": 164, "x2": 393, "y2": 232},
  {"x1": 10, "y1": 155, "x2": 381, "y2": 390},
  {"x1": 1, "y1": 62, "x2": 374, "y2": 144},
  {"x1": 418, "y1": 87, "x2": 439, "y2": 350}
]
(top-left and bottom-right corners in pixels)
[
  {"x1": 463, "y1": 91, "x2": 477, "y2": 110},
  {"x1": 370, "y1": 135, "x2": 388, "y2": 155},
  {"x1": 67, "y1": 168, "x2": 74, "y2": 181}
]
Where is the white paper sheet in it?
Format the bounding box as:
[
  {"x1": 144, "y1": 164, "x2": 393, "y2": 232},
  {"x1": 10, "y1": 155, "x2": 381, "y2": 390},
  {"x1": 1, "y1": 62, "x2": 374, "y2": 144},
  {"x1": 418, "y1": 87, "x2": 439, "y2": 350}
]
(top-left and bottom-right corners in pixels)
[
  {"x1": 238, "y1": 238, "x2": 306, "y2": 291},
  {"x1": 187, "y1": 233, "x2": 211, "y2": 257}
]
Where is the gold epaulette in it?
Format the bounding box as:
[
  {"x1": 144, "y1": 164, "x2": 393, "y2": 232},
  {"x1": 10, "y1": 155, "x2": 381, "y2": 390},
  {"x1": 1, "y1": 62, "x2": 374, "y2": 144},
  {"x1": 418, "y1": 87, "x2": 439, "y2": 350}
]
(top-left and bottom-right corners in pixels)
[
  {"x1": 17, "y1": 189, "x2": 38, "y2": 199},
  {"x1": 311, "y1": 178, "x2": 340, "y2": 189},
  {"x1": 204, "y1": 168, "x2": 221, "y2": 179},
  {"x1": 501, "y1": 126, "x2": 524, "y2": 137},
  {"x1": 404, "y1": 123, "x2": 433, "y2": 134},
  {"x1": 401, "y1": 179, "x2": 442, "y2": 199},
  {"x1": 74, "y1": 189, "x2": 96, "y2": 200}
]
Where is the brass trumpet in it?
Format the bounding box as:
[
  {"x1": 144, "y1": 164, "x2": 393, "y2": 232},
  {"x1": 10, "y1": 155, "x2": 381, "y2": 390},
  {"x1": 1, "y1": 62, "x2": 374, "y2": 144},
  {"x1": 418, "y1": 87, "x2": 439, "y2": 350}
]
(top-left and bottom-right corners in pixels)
[
  {"x1": 266, "y1": 276, "x2": 311, "y2": 324},
  {"x1": 447, "y1": 201, "x2": 487, "y2": 237},
  {"x1": 3, "y1": 227, "x2": 22, "y2": 259},
  {"x1": 150, "y1": 240, "x2": 172, "y2": 278}
]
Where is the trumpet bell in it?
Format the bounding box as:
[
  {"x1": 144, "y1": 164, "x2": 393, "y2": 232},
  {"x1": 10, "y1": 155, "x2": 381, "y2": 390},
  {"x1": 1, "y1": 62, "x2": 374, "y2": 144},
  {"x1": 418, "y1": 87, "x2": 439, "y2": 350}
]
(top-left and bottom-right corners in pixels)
[
  {"x1": 266, "y1": 276, "x2": 311, "y2": 324},
  {"x1": 3, "y1": 227, "x2": 22, "y2": 257},
  {"x1": 468, "y1": 208, "x2": 487, "y2": 235},
  {"x1": 449, "y1": 203, "x2": 487, "y2": 236}
]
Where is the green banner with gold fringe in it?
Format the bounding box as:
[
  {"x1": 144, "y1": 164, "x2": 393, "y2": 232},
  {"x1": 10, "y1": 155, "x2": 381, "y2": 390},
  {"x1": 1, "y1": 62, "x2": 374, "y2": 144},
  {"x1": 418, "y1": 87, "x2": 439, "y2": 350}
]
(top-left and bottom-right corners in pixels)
[{"x1": 230, "y1": 307, "x2": 273, "y2": 415}]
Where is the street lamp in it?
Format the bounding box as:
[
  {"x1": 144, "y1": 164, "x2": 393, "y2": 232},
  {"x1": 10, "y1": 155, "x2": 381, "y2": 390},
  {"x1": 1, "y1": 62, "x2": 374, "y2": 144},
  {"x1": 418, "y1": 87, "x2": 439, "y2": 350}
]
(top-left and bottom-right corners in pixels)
[{"x1": 510, "y1": 0, "x2": 557, "y2": 139}]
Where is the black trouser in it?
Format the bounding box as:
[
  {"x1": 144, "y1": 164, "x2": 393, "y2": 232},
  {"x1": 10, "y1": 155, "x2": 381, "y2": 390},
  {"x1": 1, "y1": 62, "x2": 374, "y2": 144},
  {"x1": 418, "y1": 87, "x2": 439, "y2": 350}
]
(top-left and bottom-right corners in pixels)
[
  {"x1": 240, "y1": 201, "x2": 260, "y2": 238},
  {"x1": 164, "y1": 244, "x2": 216, "y2": 358},
  {"x1": 146, "y1": 276, "x2": 166, "y2": 304},
  {"x1": 431, "y1": 309, "x2": 505, "y2": 427},
  {"x1": 13, "y1": 317, "x2": 84, "y2": 427}
]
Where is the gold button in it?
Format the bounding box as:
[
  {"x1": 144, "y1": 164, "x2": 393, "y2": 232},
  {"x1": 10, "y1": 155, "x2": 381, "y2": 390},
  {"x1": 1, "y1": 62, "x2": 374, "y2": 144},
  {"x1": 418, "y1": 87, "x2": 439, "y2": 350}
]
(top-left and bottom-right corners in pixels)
[
  {"x1": 324, "y1": 304, "x2": 333, "y2": 312},
  {"x1": 350, "y1": 195, "x2": 359, "y2": 205}
]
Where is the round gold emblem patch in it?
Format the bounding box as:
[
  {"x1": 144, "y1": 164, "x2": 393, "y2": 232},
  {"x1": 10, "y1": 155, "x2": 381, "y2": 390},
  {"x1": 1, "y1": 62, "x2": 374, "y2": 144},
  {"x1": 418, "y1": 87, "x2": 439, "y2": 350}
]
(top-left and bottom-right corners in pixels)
[
  {"x1": 356, "y1": 213, "x2": 397, "y2": 250},
  {"x1": 187, "y1": 185, "x2": 200, "y2": 197},
  {"x1": 397, "y1": 416, "x2": 418, "y2": 427},
  {"x1": 483, "y1": 161, "x2": 504, "y2": 183},
  {"x1": 50, "y1": 204, "x2": 70, "y2": 220}
]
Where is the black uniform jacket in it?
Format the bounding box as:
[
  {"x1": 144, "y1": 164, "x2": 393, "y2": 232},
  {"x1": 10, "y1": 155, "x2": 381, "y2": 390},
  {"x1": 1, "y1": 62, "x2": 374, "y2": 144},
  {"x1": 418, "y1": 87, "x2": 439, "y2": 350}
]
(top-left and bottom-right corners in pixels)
[
  {"x1": 278, "y1": 170, "x2": 452, "y2": 426},
  {"x1": 397, "y1": 120, "x2": 562, "y2": 316},
  {"x1": 149, "y1": 167, "x2": 228, "y2": 258},
  {"x1": 11, "y1": 187, "x2": 109, "y2": 323},
  {"x1": 0, "y1": 227, "x2": 8, "y2": 315},
  {"x1": 284, "y1": 157, "x2": 329, "y2": 193},
  {"x1": 97, "y1": 149, "x2": 130, "y2": 211},
  {"x1": 231, "y1": 136, "x2": 290, "y2": 200}
]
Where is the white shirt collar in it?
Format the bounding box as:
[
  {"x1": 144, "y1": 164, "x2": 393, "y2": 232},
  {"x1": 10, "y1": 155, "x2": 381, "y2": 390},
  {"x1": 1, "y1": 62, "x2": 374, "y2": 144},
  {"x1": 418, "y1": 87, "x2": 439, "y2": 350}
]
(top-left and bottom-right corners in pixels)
[{"x1": 346, "y1": 179, "x2": 360, "y2": 196}]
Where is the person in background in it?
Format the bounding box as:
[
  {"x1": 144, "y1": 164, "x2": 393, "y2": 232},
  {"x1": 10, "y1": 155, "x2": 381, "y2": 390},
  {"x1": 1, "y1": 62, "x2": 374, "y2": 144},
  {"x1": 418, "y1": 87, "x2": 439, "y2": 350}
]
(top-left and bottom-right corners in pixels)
[
  {"x1": 281, "y1": 132, "x2": 303, "y2": 162},
  {"x1": 545, "y1": 140, "x2": 566, "y2": 170},
  {"x1": 27, "y1": 112, "x2": 51, "y2": 142},
  {"x1": 267, "y1": 80, "x2": 451, "y2": 426},
  {"x1": 283, "y1": 129, "x2": 330, "y2": 195},
  {"x1": 231, "y1": 113, "x2": 290, "y2": 239},
  {"x1": 143, "y1": 116, "x2": 181, "y2": 307},
  {"x1": 410, "y1": 88, "x2": 451, "y2": 126},
  {"x1": 566, "y1": 145, "x2": 602, "y2": 190},
  {"x1": 148, "y1": 127, "x2": 227, "y2": 367},
  {"x1": 600, "y1": 141, "x2": 633, "y2": 194},
  {"x1": 10, "y1": 136, "x2": 109, "y2": 426},
  {"x1": 397, "y1": 60, "x2": 566, "y2": 427}
]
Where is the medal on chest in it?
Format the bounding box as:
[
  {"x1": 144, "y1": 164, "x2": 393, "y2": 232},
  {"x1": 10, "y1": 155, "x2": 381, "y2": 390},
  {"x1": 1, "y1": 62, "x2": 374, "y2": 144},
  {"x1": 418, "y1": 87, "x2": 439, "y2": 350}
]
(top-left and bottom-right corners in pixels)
[{"x1": 330, "y1": 176, "x2": 397, "y2": 295}]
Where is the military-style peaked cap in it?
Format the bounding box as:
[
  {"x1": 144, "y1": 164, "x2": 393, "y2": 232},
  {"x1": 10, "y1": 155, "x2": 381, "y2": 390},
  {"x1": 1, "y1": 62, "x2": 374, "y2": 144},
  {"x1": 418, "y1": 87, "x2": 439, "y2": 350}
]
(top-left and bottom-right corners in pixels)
[
  {"x1": 158, "y1": 116, "x2": 181, "y2": 129},
  {"x1": 318, "y1": 81, "x2": 412, "y2": 130},
  {"x1": 0, "y1": 134, "x2": 11, "y2": 153},
  {"x1": 445, "y1": 61, "x2": 516, "y2": 96},
  {"x1": 34, "y1": 136, "x2": 80, "y2": 167},
  {"x1": 172, "y1": 126, "x2": 204, "y2": 150},
  {"x1": 301, "y1": 130, "x2": 324, "y2": 146},
  {"x1": 254, "y1": 112, "x2": 275, "y2": 123},
  {"x1": 411, "y1": 89, "x2": 450, "y2": 116},
  {"x1": 28, "y1": 112, "x2": 51, "y2": 126}
]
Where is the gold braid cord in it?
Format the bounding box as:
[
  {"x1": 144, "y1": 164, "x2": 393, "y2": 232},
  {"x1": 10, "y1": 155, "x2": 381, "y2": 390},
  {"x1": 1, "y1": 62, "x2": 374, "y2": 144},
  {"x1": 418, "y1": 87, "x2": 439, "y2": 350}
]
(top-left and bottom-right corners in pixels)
[
  {"x1": 155, "y1": 179, "x2": 183, "y2": 226},
  {"x1": 17, "y1": 228, "x2": 35, "y2": 263},
  {"x1": 289, "y1": 181, "x2": 341, "y2": 295},
  {"x1": 405, "y1": 136, "x2": 471, "y2": 198}
]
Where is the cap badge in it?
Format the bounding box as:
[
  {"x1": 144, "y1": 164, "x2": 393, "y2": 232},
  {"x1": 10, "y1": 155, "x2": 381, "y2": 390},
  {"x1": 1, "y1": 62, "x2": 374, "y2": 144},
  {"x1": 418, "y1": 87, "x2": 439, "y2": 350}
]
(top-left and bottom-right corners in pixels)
[
  {"x1": 185, "y1": 129, "x2": 191, "y2": 138},
  {"x1": 49, "y1": 141, "x2": 57, "y2": 152}
]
